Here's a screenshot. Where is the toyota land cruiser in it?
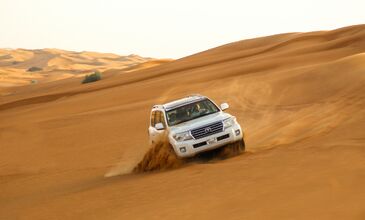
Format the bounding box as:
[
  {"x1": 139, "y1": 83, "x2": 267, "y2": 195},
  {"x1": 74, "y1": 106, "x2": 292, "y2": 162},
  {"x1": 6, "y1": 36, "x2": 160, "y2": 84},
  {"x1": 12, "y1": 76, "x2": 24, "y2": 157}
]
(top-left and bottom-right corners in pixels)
[{"x1": 148, "y1": 95, "x2": 245, "y2": 158}]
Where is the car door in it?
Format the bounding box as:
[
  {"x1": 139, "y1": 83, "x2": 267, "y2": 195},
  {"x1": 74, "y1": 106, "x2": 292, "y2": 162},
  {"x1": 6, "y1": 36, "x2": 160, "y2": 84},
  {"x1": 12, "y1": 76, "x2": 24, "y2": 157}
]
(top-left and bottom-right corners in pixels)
[{"x1": 148, "y1": 110, "x2": 166, "y2": 144}]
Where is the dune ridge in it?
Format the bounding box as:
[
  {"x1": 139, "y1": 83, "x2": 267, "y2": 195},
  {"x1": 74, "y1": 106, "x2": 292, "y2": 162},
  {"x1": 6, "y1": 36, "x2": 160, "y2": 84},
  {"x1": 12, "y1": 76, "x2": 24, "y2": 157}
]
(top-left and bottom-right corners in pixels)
[{"x1": 0, "y1": 48, "x2": 171, "y2": 87}]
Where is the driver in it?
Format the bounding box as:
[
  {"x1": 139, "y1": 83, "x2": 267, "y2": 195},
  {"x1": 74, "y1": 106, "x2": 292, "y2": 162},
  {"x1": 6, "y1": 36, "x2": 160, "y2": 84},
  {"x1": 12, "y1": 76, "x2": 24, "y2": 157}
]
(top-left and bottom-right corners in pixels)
[{"x1": 191, "y1": 103, "x2": 203, "y2": 117}]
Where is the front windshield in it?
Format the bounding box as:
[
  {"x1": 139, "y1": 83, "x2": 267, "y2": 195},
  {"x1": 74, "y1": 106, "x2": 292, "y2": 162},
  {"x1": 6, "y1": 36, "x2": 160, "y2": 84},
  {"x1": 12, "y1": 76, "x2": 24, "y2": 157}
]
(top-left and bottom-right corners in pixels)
[{"x1": 166, "y1": 99, "x2": 220, "y2": 126}]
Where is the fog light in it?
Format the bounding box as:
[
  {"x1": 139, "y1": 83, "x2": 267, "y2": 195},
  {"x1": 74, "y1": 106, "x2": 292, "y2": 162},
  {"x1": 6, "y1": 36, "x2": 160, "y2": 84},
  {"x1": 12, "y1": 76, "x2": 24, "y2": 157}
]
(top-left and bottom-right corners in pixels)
[
  {"x1": 179, "y1": 147, "x2": 186, "y2": 153},
  {"x1": 235, "y1": 129, "x2": 241, "y2": 136}
]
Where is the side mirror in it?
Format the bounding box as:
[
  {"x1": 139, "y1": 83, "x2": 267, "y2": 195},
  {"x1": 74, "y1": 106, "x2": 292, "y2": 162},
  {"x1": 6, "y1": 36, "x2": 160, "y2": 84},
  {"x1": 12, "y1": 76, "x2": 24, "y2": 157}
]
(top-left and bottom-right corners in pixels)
[
  {"x1": 154, "y1": 122, "x2": 165, "y2": 130},
  {"x1": 220, "y1": 103, "x2": 229, "y2": 111}
]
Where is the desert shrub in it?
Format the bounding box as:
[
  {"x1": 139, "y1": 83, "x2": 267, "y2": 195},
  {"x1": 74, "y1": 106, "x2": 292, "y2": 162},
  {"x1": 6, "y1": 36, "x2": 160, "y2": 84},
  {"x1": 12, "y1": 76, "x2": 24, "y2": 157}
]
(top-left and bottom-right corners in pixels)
[
  {"x1": 82, "y1": 71, "x2": 102, "y2": 84},
  {"x1": 27, "y1": 66, "x2": 42, "y2": 72}
]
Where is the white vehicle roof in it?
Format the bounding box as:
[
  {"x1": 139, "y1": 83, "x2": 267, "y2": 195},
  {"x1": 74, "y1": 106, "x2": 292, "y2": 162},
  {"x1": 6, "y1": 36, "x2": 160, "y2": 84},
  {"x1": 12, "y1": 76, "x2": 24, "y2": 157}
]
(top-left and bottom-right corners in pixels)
[{"x1": 153, "y1": 94, "x2": 207, "y2": 111}]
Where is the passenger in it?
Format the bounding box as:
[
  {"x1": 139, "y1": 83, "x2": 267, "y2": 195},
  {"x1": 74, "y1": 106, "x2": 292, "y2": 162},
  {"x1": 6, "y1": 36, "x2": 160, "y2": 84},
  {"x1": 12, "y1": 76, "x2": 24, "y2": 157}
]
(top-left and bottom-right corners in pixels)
[{"x1": 168, "y1": 112, "x2": 177, "y2": 124}]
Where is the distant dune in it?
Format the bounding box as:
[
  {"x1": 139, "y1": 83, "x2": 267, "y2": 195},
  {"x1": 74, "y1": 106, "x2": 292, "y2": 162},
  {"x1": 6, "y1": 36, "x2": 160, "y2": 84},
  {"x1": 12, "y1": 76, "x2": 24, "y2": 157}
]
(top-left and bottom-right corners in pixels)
[
  {"x1": 0, "y1": 24, "x2": 365, "y2": 220},
  {"x1": 0, "y1": 48, "x2": 171, "y2": 87}
]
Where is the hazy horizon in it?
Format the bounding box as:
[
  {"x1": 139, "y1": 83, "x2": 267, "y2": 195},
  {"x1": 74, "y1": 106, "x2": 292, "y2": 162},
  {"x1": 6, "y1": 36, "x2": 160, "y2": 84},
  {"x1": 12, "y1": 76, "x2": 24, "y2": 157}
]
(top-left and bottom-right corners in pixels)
[{"x1": 1, "y1": 0, "x2": 364, "y2": 58}]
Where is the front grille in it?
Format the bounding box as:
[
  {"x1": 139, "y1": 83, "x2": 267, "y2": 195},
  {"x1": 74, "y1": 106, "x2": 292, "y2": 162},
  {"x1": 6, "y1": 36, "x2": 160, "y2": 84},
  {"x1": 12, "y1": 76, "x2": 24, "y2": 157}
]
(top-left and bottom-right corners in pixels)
[{"x1": 191, "y1": 121, "x2": 223, "y2": 139}]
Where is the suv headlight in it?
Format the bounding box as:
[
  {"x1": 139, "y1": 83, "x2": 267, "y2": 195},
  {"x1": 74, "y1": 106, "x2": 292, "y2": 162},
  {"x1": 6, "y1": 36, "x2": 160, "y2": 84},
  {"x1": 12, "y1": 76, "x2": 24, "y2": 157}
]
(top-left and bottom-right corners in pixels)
[
  {"x1": 173, "y1": 131, "x2": 193, "y2": 142},
  {"x1": 223, "y1": 117, "x2": 236, "y2": 129}
]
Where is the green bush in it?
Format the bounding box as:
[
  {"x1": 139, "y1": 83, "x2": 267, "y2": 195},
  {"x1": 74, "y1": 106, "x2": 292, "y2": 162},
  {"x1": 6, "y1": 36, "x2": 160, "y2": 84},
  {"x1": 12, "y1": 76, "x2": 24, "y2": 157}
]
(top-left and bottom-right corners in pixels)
[
  {"x1": 27, "y1": 66, "x2": 42, "y2": 72},
  {"x1": 82, "y1": 71, "x2": 102, "y2": 84}
]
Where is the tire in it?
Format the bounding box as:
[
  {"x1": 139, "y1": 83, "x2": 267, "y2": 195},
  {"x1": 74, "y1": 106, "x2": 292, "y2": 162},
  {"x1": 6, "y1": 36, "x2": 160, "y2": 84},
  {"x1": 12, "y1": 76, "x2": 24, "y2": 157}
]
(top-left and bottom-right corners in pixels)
[
  {"x1": 238, "y1": 138, "x2": 245, "y2": 152},
  {"x1": 214, "y1": 138, "x2": 245, "y2": 159}
]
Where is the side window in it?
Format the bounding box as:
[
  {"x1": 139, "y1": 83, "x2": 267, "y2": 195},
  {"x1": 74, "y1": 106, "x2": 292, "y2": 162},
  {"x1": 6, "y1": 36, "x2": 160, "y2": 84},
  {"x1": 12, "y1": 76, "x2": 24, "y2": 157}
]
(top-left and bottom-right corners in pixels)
[
  {"x1": 155, "y1": 111, "x2": 161, "y2": 124},
  {"x1": 151, "y1": 110, "x2": 166, "y2": 128},
  {"x1": 150, "y1": 111, "x2": 156, "y2": 127},
  {"x1": 160, "y1": 112, "x2": 166, "y2": 126}
]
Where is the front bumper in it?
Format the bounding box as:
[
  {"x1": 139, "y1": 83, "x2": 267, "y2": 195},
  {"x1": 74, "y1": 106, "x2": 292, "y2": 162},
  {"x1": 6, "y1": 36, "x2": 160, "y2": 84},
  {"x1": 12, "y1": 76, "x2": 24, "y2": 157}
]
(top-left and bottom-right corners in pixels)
[{"x1": 169, "y1": 123, "x2": 243, "y2": 158}]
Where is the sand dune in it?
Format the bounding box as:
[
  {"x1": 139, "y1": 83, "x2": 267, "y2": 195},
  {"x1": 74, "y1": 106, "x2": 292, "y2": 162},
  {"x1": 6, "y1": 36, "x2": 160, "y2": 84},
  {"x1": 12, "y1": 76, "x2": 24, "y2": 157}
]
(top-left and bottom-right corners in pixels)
[
  {"x1": 0, "y1": 48, "x2": 168, "y2": 88},
  {"x1": 1, "y1": 24, "x2": 365, "y2": 219}
]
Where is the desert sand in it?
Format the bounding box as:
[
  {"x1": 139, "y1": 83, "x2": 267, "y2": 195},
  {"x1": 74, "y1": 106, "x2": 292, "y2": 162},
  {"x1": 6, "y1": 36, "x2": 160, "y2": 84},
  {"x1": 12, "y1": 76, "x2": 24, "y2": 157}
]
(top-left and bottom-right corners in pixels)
[
  {"x1": 1, "y1": 24, "x2": 365, "y2": 219},
  {"x1": 0, "y1": 48, "x2": 170, "y2": 88}
]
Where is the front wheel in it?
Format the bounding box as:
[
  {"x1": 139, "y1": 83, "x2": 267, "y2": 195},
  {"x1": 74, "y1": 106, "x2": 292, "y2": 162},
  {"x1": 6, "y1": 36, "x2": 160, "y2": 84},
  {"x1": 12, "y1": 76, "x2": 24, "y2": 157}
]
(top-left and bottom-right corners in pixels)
[
  {"x1": 238, "y1": 138, "x2": 245, "y2": 152},
  {"x1": 217, "y1": 138, "x2": 245, "y2": 159},
  {"x1": 230, "y1": 138, "x2": 245, "y2": 154}
]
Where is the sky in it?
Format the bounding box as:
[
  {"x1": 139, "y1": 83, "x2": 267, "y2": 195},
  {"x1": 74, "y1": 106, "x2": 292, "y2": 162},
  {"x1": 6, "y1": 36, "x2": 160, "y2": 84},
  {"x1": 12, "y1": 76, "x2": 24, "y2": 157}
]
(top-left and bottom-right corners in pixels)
[{"x1": 0, "y1": 0, "x2": 364, "y2": 58}]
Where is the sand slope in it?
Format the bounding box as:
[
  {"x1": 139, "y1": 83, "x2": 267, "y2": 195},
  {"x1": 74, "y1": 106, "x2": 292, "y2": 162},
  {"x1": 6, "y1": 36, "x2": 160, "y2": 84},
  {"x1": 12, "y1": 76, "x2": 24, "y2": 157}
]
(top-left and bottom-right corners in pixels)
[{"x1": 1, "y1": 24, "x2": 365, "y2": 219}]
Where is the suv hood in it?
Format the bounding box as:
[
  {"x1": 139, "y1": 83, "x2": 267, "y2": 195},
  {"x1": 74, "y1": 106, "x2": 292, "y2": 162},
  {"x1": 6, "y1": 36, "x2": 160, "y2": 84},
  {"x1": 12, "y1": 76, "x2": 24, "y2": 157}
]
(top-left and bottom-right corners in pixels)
[{"x1": 169, "y1": 111, "x2": 231, "y2": 134}]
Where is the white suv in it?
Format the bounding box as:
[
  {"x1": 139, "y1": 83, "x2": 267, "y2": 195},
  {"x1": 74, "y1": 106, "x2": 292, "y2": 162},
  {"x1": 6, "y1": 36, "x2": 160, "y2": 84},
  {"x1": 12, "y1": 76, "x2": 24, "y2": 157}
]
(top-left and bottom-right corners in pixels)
[{"x1": 148, "y1": 95, "x2": 245, "y2": 158}]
